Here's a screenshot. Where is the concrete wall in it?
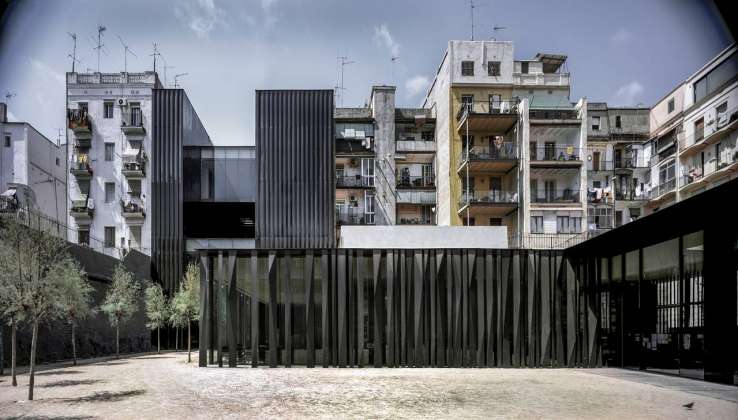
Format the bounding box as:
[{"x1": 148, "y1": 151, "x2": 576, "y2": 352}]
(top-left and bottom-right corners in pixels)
[
  {"x1": 370, "y1": 86, "x2": 396, "y2": 224},
  {"x1": 425, "y1": 51, "x2": 452, "y2": 225},
  {"x1": 448, "y1": 41, "x2": 514, "y2": 85},
  {"x1": 339, "y1": 225, "x2": 507, "y2": 248}
]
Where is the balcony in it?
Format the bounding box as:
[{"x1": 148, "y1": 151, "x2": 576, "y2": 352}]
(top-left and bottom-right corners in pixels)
[
  {"x1": 614, "y1": 187, "x2": 648, "y2": 201},
  {"x1": 457, "y1": 144, "x2": 518, "y2": 174},
  {"x1": 397, "y1": 190, "x2": 436, "y2": 205},
  {"x1": 587, "y1": 160, "x2": 614, "y2": 172},
  {"x1": 456, "y1": 100, "x2": 519, "y2": 134},
  {"x1": 69, "y1": 159, "x2": 92, "y2": 178},
  {"x1": 122, "y1": 154, "x2": 146, "y2": 178},
  {"x1": 74, "y1": 138, "x2": 92, "y2": 149},
  {"x1": 336, "y1": 175, "x2": 374, "y2": 189},
  {"x1": 458, "y1": 190, "x2": 519, "y2": 216},
  {"x1": 396, "y1": 139, "x2": 435, "y2": 153},
  {"x1": 513, "y1": 72, "x2": 570, "y2": 87},
  {"x1": 529, "y1": 108, "x2": 579, "y2": 124},
  {"x1": 336, "y1": 207, "x2": 374, "y2": 225},
  {"x1": 121, "y1": 199, "x2": 145, "y2": 223},
  {"x1": 679, "y1": 106, "x2": 738, "y2": 159},
  {"x1": 531, "y1": 189, "x2": 581, "y2": 206},
  {"x1": 681, "y1": 153, "x2": 738, "y2": 193},
  {"x1": 648, "y1": 178, "x2": 677, "y2": 203},
  {"x1": 67, "y1": 109, "x2": 92, "y2": 137},
  {"x1": 530, "y1": 146, "x2": 582, "y2": 168},
  {"x1": 396, "y1": 175, "x2": 435, "y2": 189},
  {"x1": 398, "y1": 217, "x2": 434, "y2": 225},
  {"x1": 121, "y1": 108, "x2": 145, "y2": 135},
  {"x1": 70, "y1": 198, "x2": 93, "y2": 220},
  {"x1": 614, "y1": 157, "x2": 649, "y2": 172},
  {"x1": 336, "y1": 139, "x2": 374, "y2": 156}
]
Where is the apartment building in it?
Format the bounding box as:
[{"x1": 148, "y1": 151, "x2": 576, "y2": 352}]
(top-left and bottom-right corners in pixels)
[
  {"x1": 586, "y1": 103, "x2": 650, "y2": 231},
  {"x1": 644, "y1": 43, "x2": 738, "y2": 214},
  {"x1": 0, "y1": 102, "x2": 67, "y2": 226},
  {"x1": 423, "y1": 41, "x2": 587, "y2": 247},
  {"x1": 66, "y1": 71, "x2": 161, "y2": 256},
  {"x1": 335, "y1": 86, "x2": 436, "y2": 227}
]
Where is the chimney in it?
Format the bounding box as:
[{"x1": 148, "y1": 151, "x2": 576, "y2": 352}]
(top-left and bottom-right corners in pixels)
[{"x1": 0, "y1": 102, "x2": 6, "y2": 123}]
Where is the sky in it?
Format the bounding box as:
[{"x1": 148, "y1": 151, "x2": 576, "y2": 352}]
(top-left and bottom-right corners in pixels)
[{"x1": 0, "y1": 0, "x2": 732, "y2": 146}]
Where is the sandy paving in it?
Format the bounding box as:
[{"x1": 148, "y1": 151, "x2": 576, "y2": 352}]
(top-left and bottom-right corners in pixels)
[{"x1": 0, "y1": 352, "x2": 736, "y2": 419}]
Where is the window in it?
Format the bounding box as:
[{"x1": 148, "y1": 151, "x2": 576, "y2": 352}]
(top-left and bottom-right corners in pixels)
[
  {"x1": 104, "y1": 226, "x2": 115, "y2": 248},
  {"x1": 615, "y1": 115, "x2": 622, "y2": 129},
  {"x1": 461, "y1": 95, "x2": 474, "y2": 112},
  {"x1": 667, "y1": 98, "x2": 675, "y2": 113},
  {"x1": 520, "y1": 62, "x2": 529, "y2": 74},
  {"x1": 489, "y1": 218, "x2": 502, "y2": 226},
  {"x1": 487, "y1": 61, "x2": 500, "y2": 76},
  {"x1": 529, "y1": 141, "x2": 538, "y2": 160},
  {"x1": 128, "y1": 179, "x2": 141, "y2": 196},
  {"x1": 715, "y1": 102, "x2": 728, "y2": 128},
  {"x1": 461, "y1": 61, "x2": 474, "y2": 76},
  {"x1": 592, "y1": 116, "x2": 600, "y2": 131},
  {"x1": 489, "y1": 94, "x2": 501, "y2": 113},
  {"x1": 421, "y1": 131, "x2": 434, "y2": 141},
  {"x1": 531, "y1": 216, "x2": 544, "y2": 233},
  {"x1": 104, "y1": 101, "x2": 114, "y2": 119},
  {"x1": 593, "y1": 180, "x2": 601, "y2": 188},
  {"x1": 693, "y1": 51, "x2": 738, "y2": 103},
  {"x1": 55, "y1": 157, "x2": 60, "y2": 166},
  {"x1": 694, "y1": 118, "x2": 705, "y2": 141},
  {"x1": 462, "y1": 135, "x2": 474, "y2": 152},
  {"x1": 464, "y1": 217, "x2": 476, "y2": 226},
  {"x1": 105, "y1": 143, "x2": 115, "y2": 161},
  {"x1": 557, "y1": 216, "x2": 570, "y2": 233},
  {"x1": 78, "y1": 229, "x2": 90, "y2": 246},
  {"x1": 335, "y1": 164, "x2": 345, "y2": 179},
  {"x1": 105, "y1": 182, "x2": 115, "y2": 203},
  {"x1": 129, "y1": 226, "x2": 142, "y2": 250},
  {"x1": 4, "y1": 135, "x2": 10, "y2": 147}
]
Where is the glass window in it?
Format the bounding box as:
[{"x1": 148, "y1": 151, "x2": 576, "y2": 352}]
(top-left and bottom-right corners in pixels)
[
  {"x1": 487, "y1": 61, "x2": 500, "y2": 76},
  {"x1": 667, "y1": 98, "x2": 675, "y2": 113},
  {"x1": 104, "y1": 226, "x2": 115, "y2": 248},
  {"x1": 105, "y1": 182, "x2": 115, "y2": 203},
  {"x1": 592, "y1": 116, "x2": 600, "y2": 130},
  {"x1": 531, "y1": 216, "x2": 544, "y2": 233},
  {"x1": 521, "y1": 62, "x2": 529, "y2": 74},
  {"x1": 4, "y1": 135, "x2": 9, "y2": 147},
  {"x1": 104, "y1": 101, "x2": 114, "y2": 119},
  {"x1": 615, "y1": 115, "x2": 621, "y2": 129},
  {"x1": 461, "y1": 61, "x2": 474, "y2": 76},
  {"x1": 78, "y1": 229, "x2": 90, "y2": 246},
  {"x1": 105, "y1": 142, "x2": 114, "y2": 161}
]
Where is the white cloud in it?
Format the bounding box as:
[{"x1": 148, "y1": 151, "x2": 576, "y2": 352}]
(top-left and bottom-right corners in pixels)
[
  {"x1": 30, "y1": 59, "x2": 64, "y2": 85},
  {"x1": 261, "y1": 0, "x2": 278, "y2": 10},
  {"x1": 610, "y1": 28, "x2": 631, "y2": 43},
  {"x1": 405, "y1": 75, "x2": 429, "y2": 98},
  {"x1": 612, "y1": 81, "x2": 644, "y2": 105},
  {"x1": 175, "y1": 0, "x2": 227, "y2": 39},
  {"x1": 373, "y1": 24, "x2": 400, "y2": 57}
]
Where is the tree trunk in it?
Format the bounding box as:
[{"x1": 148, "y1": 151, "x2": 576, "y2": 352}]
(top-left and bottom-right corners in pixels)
[
  {"x1": 175, "y1": 327, "x2": 179, "y2": 351},
  {"x1": 187, "y1": 320, "x2": 191, "y2": 363},
  {"x1": 11, "y1": 318, "x2": 17, "y2": 386},
  {"x1": 28, "y1": 320, "x2": 38, "y2": 401},
  {"x1": 116, "y1": 325, "x2": 120, "y2": 359},
  {"x1": 157, "y1": 327, "x2": 161, "y2": 353},
  {"x1": 72, "y1": 323, "x2": 77, "y2": 366}
]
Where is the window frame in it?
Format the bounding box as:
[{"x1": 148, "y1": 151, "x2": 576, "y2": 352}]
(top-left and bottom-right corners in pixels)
[
  {"x1": 487, "y1": 61, "x2": 501, "y2": 76},
  {"x1": 105, "y1": 142, "x2": 115, "y2": 161},
  {"x1": 667, "y1": 98, "x2": 675, "y2": 113},
  {"x1": 4, "y1": 134, "x2": 10, "y2": 147},
  {"x1": 105, "y1": 182, "x2": 115, "y2": 204},
  {"x1": 591, "y1": 116, "x2": 601, "y2": 131},
  {"x1": 104, "y1": 226, "x2": 115, "y2": 248},
  {"x1": 103, "y1": 101, "x2": 114, "y2": 119},
  {"x1": 461, "y1": 61, "x2": 474, "y2": 76}
]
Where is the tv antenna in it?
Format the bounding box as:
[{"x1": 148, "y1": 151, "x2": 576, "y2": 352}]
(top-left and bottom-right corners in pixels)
[
  {"x1": 117, "y1": 35, "x2": 137, "y2": 73},
  {"x1": 150, "y1": 42, "x2": 162, "y2": 74},
  {"x1": 163, "y1": 64, "x2": 174, "y2": 87},
  {"x1": 67, "y1": 32, "x2": 81, "y2": 72},
  {"x1": 5, "y1": 92, "x2": 17, "y2": 107},
  {"x1": 391, "y1": 56, "x2": 399, "y2": 84},
  {"x1": 491, "y1": 25, "x2": 506, "y2": 41},
  {"x1": 338, "y1": 55, "x2": 354, "y2": 107},
  {"x1": 469, "y1": 0, "x2": 487, "y2": 41},
  {"x1": 174, "y1": 72, "x2": 188, "y2": 88},
  {"x1": 94, "y1": 25, "x2": 106, "y2": 72}
]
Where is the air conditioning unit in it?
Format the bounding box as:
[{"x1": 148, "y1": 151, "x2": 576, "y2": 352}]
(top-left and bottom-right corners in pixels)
[
  {"x1": 117, "y1": 98, "x2": 128, "y2": 107},
  {"x1": 350, "y1": 158, "x2": 358, "y2": 167}
]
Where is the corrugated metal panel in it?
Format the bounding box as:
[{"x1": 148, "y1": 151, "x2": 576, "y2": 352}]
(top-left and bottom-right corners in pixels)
[{"x1": 256, "y1": 90, "x2": 335, "y2": 248}]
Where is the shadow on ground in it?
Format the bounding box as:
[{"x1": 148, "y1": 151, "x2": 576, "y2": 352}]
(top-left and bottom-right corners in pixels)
[
  {"x1": 135, "y1": 356, "x2": 176, "y2": 360},
  {"x1": 35, "y1": 370, "x2": 84, "y2": 377},
  {"x1": 60, "y1": 389, "x2": 146, "y2": 404},
  {"x1": 39, "y1": 379, "x2": 103, "y2": 388},
  {"x1": 4, "y1": 416, "x2": 96, "y2": 420}
]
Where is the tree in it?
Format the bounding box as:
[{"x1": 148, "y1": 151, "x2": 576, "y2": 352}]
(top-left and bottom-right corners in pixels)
[
  {"x1": 169, "y1": 296, "x2": 187, "y2": 352},
  {"x1": 144, "y1": 282, "x2": 168, "y2": 353},
  {"x1": 55, "y1": 261, "x2": 94, "y2": 366},
  {"x1": 0, "y1": 220, "x2": 77, "y2": 400},
  {"x1": 100, "y1": 264, "x2": 139, "y2": 359},
  {"x1": 171, "y1": 262, "x2": 200, "y2": 363},
  {"x1": 0, "y1": 221, "x2": 28, "y2": 387}
]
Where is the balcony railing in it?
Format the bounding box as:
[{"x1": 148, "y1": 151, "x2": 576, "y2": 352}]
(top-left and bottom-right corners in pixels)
[
  {"x1": 396, "y1": 175, "x2": 435, "y2": 189},
  {"x1": 513, "y1": 72, "x2": 570, "y2": 86},
  {"x1": 336, "y1": 208, "x2": 374, "y2": 225},
  {"x1": 456, "y1": 99, "x2": 520, "y2": 121},
  {"x1": 529, "y1": 109, "x2": 579, "y2": 120},
  {"x1": 614, "y1": 188, "x2": 648, "y2": 201},
  {"x1": 648, "y1": 178, "x2": 676, "y2": 200},
  {"x1": 459, "y1": 190, "x2": 518, "y2": 208},
  {"x1": 396, "y1": 139, "x2": 436, "y2": 153},
  {"x1": 531, "y1": 189, "x2": 581, "y2": 204},
  {"x1": 121, "y1": 108, "x2": 145, "y2": 134},
  {"x1": 397, "y1": 190, "x2": 436, "y2": 205},
  {"x1": 122, "y1": 154, "x2": 146, "y2": 177},
  {"x1": 614, "y1": 157, "x2": 649, "y2": 169},
  {"x1": 398, "y1": 217, "x2": 434, "y2": 225},
  {"x1": 508, "y1": 232, "x2": 591, "y2": 250},
  {"x1": 67, "y1": 109, "x2": 91, "y2": 134},
  {"x1": 336, "y1": 175, "x2": 374, "y2": 188},
  {"x1": 459, "y1": 144, "x2": 518, "y2": 165},
  {"x1": 69, "y1": 158, "x2": 92, "y2": 177},
  {"x1": 70, "y1": 198, "x2": 94, "y2": 218},
  {"x1": 121, "y1": 199, "x2": 145, "y2": 220},
  {"x1": 530, "y1": 146, "x2": 582, "y2": 162},
  {"x1": 587, "y1": 160, "x2": 614, "y2": 171}
]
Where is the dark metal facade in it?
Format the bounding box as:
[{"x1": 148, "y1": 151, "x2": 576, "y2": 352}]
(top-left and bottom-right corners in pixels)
[
  {"x1": 255, "y1": 90, "x2": 335, "y2": 249},
  {"x1": 198, "y1": 248, "x2": 599, "y2": 368}
]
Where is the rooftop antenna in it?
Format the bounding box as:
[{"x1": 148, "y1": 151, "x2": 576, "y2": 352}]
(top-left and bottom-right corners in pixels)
[
  {"x1": 491, "y1": 25, "x2": 506, "y2": 41},
  {"x1": 67, "y1": 32, "x2": 79, "y2": 72},
  {"x1": 150, "y1": 42, "x2": 162, "y2": 74},
  {"x1": 94, "y1": 25, "x2": 106, "y2": 72},
  {"x1": 117, "y1": 35, "x2": 137, "y2": 73},
  {"x1": 163, "y1": 64, "x2": 175, "y2": 87},
  {"x1": 469, "y1": 0, "x2": 487, "y2": 41},
  {"x1": 391, "y1": 56, "x2": 399, "y2": 85},
  {"x1": 174, "y1": 72, "x2": 188, "y2": 88},
  {"x1": 338, "y1": 55, "x2": 354, "y2": 107},
  {"x1": 5, "y1": 92, "x2": 17, "y2": 110}
]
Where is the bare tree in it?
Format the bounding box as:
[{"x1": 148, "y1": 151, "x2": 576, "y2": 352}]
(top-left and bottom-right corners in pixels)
[
  {"x1": 100, "y1": 264, "x2": 139, "y2": 359},
  {"x1": 144, "y1": 282, "x2": 168, "y2": 353},
  {"x1": 56, "y1": 261, "x2": 94, "y2": 366},
  {"x1": 170, "y1": 262, "x2": 200, "y2": 363}
]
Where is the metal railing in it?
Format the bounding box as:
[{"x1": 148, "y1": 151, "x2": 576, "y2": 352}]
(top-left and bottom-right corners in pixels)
[
  {"x1": 529, "y1": 108, "x2": 579, "y2": 120},
  {"x1": 67, "y1": 109, "x2": 91, "y2": 132},
  {"x1": 396, "y1": 139, "x2": 436, "y2": 153},
  {"x1": 396, "y1": 175, "x2": 435, "y2": 189},
  {"x1": 614, "y1": 188, "x2": 648, "y2": 201},
  {"x1": 456, "y1": 99, "x2": 520, "y2": 121},
  {"x1": 459, "y1": 190, "x2": 518, "y2": 207},
  {"x1": 530, "y1": 146, "x2": 582, "y2": 162},
  {"x1": 336, "y1": 207, "x2": 374, "y2": 225},
  {"x1": 121, "y1": 108, "x2": 144, "y2": 128},
  {"x1": 513, "y1": 72, "x2": 570, "y2": 86},
  {"x1": 458, "y1": 144, "x2": 518, "y2": 166},
  {"x1": 678, "y1": 104, "x2": 738, "y2": 151},
  {"x1": 336, "y1": 175, "x2": 374, "y2": 188},
  {"x1": 648, "y1": 178, "x2": 676, "y2": 199},
  {"x1": 531, "y1": 189, "x2": 581, "y2": 204},
  {"x1": 587, "y1": 160, "x2": 614, "y2": 171},
  {"x1": 122, "y1": 154, "x2": 146, "y2": 173},
  {"x1": 70, "y1": 197, "x2": 94, "y2": 217},
  {"x1": 398, "y1": 217, "x2": 434, "y2": 225},
  {"x1": 69, "y1": 158, "x2": 92, "y2": 175},
  {"x1": 397, "y1": 190, "x2": 436, "y2": 205},
  {"x1": 121, "y1": 199, "x2": 145, "y2": 216},
  {"x1": 508, "y1": 232, "x2": 591, "y2": 250},
  {"x1": 614, "y1": 157, "x2": 649, "y2": 169}
]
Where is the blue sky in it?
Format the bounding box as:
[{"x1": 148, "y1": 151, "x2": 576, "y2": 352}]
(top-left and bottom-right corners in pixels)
[{"x1": 0, "y1": 0, "x2": 732, "y2": 145}]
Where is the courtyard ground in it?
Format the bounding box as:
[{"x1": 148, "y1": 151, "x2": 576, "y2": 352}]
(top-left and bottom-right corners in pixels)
[{"x1": 1, "y1": 352, "x2": 736, "y2": 419}]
